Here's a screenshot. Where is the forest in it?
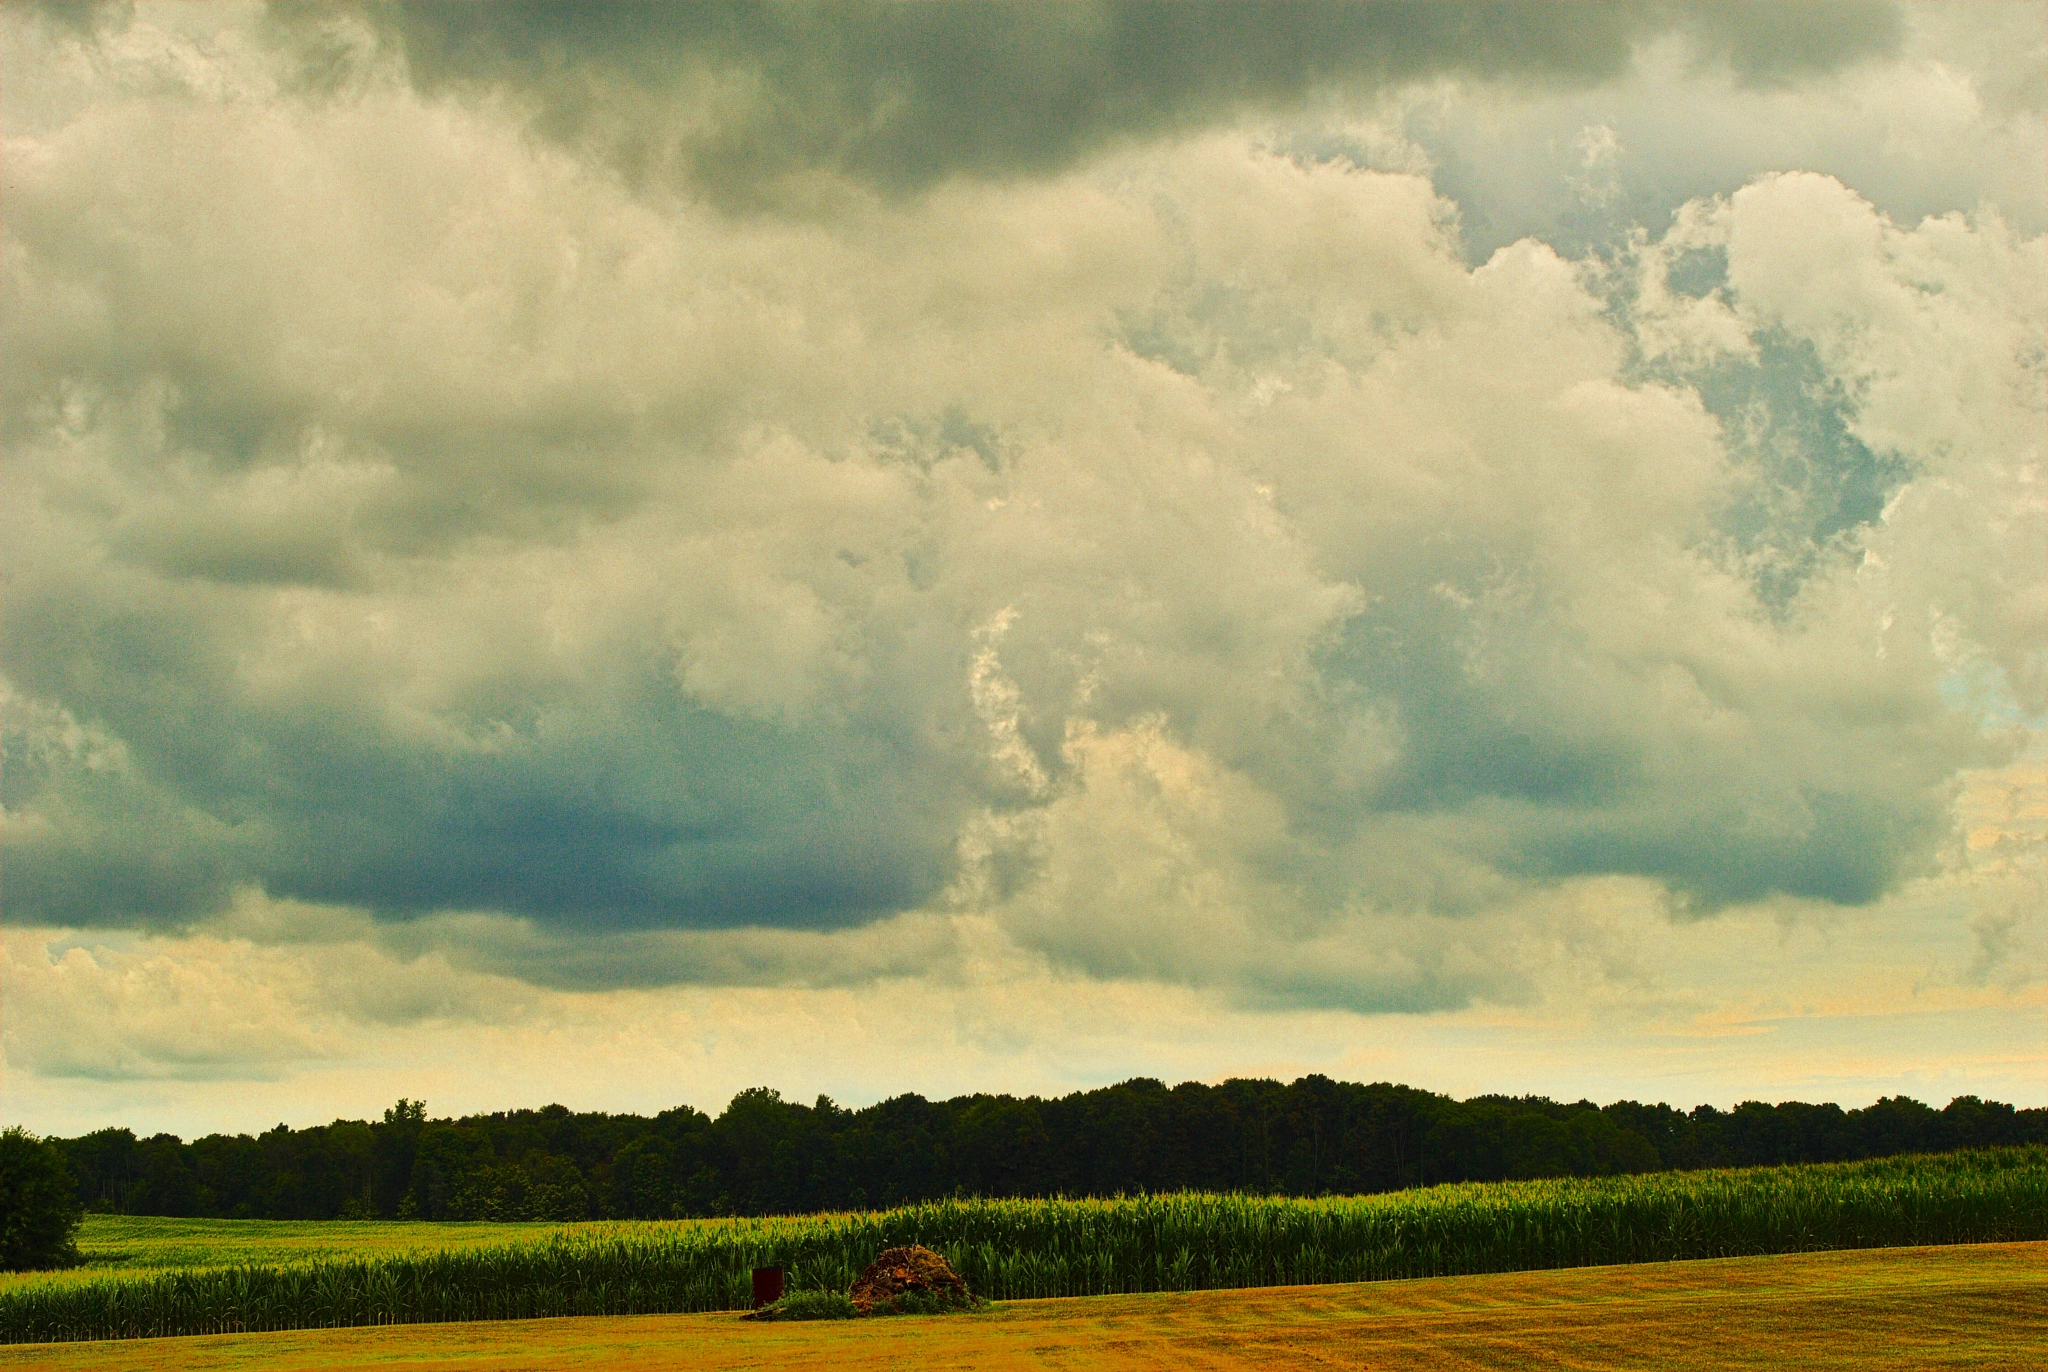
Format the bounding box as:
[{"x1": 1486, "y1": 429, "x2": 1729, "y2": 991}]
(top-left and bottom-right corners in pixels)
[{"x1": 52, "y1": 1077, "x2": 2045, "y2": 1223}]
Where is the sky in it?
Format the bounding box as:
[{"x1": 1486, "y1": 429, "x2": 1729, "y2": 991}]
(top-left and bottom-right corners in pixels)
[{"x1": 2, "y1": 1, "x2": 2042, "y2": 1141}]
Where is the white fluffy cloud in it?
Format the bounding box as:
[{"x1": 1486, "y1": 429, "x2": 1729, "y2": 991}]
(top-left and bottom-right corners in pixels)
[{"x1": 2, "y1": 2, "x2": 2042, "y2": 1126}]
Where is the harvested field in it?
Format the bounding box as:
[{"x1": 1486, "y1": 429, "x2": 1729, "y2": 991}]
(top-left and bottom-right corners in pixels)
[{"x1": 1, "y1": 1242, "x2": 2040, "y2": 1370}]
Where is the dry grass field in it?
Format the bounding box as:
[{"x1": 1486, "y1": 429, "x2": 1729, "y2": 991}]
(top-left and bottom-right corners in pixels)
[{"x1": 4, "y1": 1240, "x2": 2039, "y2": 1371}]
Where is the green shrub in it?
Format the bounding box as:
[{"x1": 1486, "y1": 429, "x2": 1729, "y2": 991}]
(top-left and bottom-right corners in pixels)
[
  {"x1": 860, "y1": 1289, "x2": 991, "y2": 1317},
  {"x1": 0, "y1": 1127, "x2": 82, "y2": 1272},
  {"x1": 753, "y1": 1289, "x2": 857, "y2": 1320}
]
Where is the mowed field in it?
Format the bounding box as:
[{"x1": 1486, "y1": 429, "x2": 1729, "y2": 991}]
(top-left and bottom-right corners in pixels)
[{"x1": 3, "y1": 1242, "x2": 2040, "y2": 1372}]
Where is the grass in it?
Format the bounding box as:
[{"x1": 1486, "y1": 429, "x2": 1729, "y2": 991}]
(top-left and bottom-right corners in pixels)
[
  {"x1": 4, "y1": 1146, "x2": 2042, "y2": 1344},
  {"x1": 0, "y1": 1216, "x2": 623, "y2": 1294},
  {"x1": 0, "y1": 1242, "x2": 2040, "y2": 1370}
]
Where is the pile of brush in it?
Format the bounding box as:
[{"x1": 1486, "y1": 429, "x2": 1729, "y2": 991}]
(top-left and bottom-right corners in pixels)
[{"x1": 746, "y1": 1245, "x2": 986, "y2": 1321}]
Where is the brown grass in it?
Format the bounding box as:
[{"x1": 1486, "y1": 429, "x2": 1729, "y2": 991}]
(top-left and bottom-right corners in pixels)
[{"x1": 3, "y1": 1241, "x2": 2040, "y2": 1371}]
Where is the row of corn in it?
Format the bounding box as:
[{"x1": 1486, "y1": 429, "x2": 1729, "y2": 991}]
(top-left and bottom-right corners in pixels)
[{"x1": 6, "y1": 1146, "x2": 2041, "y2": 1343}]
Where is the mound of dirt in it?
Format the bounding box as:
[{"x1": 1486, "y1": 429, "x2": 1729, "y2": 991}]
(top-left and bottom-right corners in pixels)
[{"x1": 848, "y1": 1245, "x2": 971, "y2": 1313}]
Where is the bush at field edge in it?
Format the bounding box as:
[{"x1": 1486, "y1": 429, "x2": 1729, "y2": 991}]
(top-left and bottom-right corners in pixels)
[
  {"x1": 746, "y1": 1289, "x2": 858, "y2": 1320},
  {"x1": 0, "y1": 1129, "x2": 83, "y2": 1273}
]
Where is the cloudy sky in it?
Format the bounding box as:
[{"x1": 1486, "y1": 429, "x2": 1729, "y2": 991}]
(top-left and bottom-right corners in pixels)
[{"x1": 3, "y1": 1, "x2": 2042, "y2": 1140}]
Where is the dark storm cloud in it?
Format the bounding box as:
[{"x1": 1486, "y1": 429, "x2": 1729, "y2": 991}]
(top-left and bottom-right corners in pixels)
[
  {"x1": 292, "y1": 0, "x2": 1902, "y2": 202},
  {"x1": 1498, "y1": 784, "x2": 1951, "y2": 908},
  {"x1": 17, "y1": 0, "x2": 132, "y2": 39},
  {"x1": 1682, "y1": 0, "x2": 1905, "y2": 85},
  {"x1": 1, "y1": 571, "x2": 967, "y2": 933},
  {"x1": 1309, "y1": 566, "x2": 1968, "y2": 915}
]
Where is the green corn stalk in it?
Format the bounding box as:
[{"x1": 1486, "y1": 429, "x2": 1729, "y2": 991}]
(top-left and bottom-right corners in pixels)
[{"x1": 4, "y1": 1147, "x2": 2041, "y2": 1344}]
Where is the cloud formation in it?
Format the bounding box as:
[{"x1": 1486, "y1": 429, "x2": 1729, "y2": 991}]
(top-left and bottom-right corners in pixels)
[
  {"x1": 1, "y1": 2, "x2": 2040, "y2": 1075},
  {"x1": 298, "y1": 1, "x2": 1903, "y2": 206}
]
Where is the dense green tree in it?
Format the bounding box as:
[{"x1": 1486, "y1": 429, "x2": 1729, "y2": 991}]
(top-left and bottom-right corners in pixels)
[
  {"x1": 375, "y1": 1099, "x2": 427, "y2": 1218},
  {"x1": 607, "y1": 1136, "x2": 673, "y2": 1218},
  {"x1": 48, "y1": 1083, "x2": 2047, "y2": 1223},
  {"x1": 0, "y1": 1126, "x2": 82, "y2": 1270}
]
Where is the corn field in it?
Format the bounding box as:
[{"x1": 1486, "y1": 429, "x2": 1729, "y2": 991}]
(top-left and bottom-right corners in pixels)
[{"x1": 6, "y1": 1147, "x2": 2041, "y2": 1344}]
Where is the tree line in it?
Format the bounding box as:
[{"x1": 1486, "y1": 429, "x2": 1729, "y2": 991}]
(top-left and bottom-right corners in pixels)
[{"x1": 52, "y1": 1078, "x2": 2045, "y2": 1223}]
